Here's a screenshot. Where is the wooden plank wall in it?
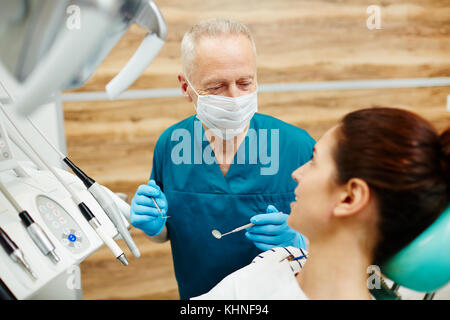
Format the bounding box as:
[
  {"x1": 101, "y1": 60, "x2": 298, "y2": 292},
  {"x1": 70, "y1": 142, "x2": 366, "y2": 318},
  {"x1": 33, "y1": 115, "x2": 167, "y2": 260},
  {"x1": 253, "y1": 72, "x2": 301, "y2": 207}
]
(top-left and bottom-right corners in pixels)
[{"x1": 62, "y1": 0, "x2": 450, "y2": 299}]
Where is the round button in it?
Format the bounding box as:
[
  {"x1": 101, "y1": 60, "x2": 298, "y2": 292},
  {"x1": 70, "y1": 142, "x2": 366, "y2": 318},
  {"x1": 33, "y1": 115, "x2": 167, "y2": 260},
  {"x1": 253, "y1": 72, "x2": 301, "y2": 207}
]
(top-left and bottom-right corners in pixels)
[
  {"x1": 52, "y1": 209, "x2": 60, "y2": 217},
  {"x1": 68, "y1": 234, "x2": 77, "y2": 242},
  {"x1": 3, "y1": 152, "x2": 9, "y2": 159},
  {"x1": 46, "y1": 201, "x2": 55, "y2": 209},
  {"x1": 52, "y1": 221, "x2": 59, "y2": 229},
  {"x1": 58, "y1": 217, "x2": 66, "y2": 224},
  {"x1": 39, "y1": 205, "x2": 47, "y2": 213},
  {"x1": 45, "y1": 212, "x2": 53, "y2": 220}
]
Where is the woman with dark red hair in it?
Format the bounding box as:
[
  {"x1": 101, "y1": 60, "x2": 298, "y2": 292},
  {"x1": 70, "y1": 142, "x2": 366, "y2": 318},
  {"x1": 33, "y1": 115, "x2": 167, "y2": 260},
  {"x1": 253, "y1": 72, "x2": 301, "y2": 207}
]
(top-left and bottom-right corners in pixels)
[{"x1": 193, "y1": 107, "x2": 450, "y2": 300}]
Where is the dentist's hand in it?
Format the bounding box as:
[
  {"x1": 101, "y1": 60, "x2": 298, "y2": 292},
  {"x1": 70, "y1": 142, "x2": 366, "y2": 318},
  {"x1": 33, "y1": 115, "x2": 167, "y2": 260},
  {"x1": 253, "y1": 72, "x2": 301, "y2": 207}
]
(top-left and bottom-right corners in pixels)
[
  {"x1": 130, "y1": 180, "x2": 168, "y2": 236},
  {"x1": 245, "y1": 205, "x2": 307, "y2": 251}
]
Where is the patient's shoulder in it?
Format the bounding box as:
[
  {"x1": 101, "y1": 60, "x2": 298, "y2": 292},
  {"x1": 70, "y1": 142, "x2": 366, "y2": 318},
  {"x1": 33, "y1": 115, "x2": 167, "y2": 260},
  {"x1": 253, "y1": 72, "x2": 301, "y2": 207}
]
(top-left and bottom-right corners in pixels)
[{"x1": 192, "y1": 247, "x2": 309, "y2": 300}]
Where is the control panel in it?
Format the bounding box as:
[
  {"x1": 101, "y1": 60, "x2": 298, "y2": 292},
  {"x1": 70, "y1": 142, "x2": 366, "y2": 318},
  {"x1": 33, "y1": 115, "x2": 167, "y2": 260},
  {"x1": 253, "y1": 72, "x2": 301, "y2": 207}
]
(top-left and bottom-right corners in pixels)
[{"x1": 36, "y1": 195, "x2": 90, "y2": 255}]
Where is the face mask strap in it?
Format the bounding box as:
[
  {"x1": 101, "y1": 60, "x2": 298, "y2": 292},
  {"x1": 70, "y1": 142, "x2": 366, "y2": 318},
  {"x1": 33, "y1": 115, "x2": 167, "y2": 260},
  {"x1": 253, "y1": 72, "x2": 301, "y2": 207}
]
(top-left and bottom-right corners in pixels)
[{"x1": 184, "y1": 77, "x2": 199, "y2": 98}]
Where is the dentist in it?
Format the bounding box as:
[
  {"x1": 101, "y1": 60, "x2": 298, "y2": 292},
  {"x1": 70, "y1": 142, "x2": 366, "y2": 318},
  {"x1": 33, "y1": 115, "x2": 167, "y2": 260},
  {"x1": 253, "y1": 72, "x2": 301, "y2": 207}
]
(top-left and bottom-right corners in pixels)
[{"x1": 129, "y1": 18, "x2": 315, "y2": 299}]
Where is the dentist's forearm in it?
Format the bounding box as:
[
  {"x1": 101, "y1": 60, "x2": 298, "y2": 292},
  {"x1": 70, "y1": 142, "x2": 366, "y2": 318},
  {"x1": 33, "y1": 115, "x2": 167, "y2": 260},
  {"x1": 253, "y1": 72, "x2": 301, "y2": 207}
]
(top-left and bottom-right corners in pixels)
[{"x1": 147, "y1": 225, "x2": 169, "y2": 243}]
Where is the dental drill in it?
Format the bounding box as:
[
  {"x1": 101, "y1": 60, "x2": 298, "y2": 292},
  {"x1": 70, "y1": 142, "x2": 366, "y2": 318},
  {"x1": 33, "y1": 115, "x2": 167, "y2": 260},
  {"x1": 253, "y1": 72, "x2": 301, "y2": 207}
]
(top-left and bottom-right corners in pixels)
[
  {"x1": 0, "y1": 227, "x2": 38, "y2": 280},
  {"x1": 0, "y1": 180, "x2": 60, "y2": 264}
]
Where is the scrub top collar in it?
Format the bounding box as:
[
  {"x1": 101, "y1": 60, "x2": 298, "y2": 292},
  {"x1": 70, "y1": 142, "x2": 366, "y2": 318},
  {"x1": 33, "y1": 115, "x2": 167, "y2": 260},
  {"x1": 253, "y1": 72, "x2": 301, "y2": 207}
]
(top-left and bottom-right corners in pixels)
[{"x1": 193, "y1": 114, "x2": 257, "y2": 189}]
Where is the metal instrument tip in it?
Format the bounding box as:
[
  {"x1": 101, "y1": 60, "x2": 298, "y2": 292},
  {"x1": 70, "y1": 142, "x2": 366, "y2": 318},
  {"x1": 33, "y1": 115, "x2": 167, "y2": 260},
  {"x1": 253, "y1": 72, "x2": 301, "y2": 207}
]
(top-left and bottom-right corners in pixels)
[{"x1": 117, "y1": 253, "x2": 129, "y2": 266}]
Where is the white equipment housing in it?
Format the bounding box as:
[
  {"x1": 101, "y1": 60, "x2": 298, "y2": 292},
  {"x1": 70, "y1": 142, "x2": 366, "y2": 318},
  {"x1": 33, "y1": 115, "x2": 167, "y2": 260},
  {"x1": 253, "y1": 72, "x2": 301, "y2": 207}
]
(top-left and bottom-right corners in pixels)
[{"x1": 0, "y1": 0, "x2": 167, "y2": 299}]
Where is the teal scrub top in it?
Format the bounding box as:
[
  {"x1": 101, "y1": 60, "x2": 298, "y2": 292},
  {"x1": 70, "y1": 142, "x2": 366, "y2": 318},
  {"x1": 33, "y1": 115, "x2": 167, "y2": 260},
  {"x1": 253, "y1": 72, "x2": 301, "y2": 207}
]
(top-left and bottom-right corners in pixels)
[{"x1": 151, "y1": 113, "x2": 315, "y2": 299}]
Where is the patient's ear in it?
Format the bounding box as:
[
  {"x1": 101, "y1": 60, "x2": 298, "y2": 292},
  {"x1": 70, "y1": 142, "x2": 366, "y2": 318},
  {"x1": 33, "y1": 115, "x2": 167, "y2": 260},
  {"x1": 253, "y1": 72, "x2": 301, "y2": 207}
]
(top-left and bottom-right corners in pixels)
[{"x1": 333, "y1": 178, "x2": 370, "y2": 217}]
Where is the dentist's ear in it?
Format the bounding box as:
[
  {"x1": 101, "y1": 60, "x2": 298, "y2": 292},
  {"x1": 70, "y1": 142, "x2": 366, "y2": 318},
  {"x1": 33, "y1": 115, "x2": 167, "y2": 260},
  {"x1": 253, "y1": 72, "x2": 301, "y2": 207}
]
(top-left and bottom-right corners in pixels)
[
  {"x1": 333, "y1": 178, "x2": 371, "y2": 218},
  {"x1": 178, "y1": 73, "x2": 193, "y2": 102}
]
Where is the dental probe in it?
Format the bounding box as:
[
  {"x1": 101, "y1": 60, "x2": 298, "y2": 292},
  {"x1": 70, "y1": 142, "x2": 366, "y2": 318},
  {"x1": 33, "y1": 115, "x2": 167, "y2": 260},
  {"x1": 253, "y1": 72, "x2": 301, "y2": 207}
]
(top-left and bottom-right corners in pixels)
[
  {"x1": 0, "y1": 104, "x2": 128, "y2": 266},
  {"x1": 0, "y1": 227, "x2": 37, "y2": 280},
  {"x1": 0, "y1": 180, "x2": 60, "y2": 263},
  {"x1": 212, "y1": 222, "x2": 255, "y2": 239},
  {"x1": 27, "y1": 118, "x2": 140, "y2": 258},
  {"x1": 151, "y1": 197, "x2": 169, "y2": 219}
]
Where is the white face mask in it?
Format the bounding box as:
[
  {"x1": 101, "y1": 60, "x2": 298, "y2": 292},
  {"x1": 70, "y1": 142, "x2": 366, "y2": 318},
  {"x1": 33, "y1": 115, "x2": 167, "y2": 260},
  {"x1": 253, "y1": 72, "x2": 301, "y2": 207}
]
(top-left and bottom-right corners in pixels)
[{"x1": 186, "y1": 78, "x2": 258, "y2": 140}]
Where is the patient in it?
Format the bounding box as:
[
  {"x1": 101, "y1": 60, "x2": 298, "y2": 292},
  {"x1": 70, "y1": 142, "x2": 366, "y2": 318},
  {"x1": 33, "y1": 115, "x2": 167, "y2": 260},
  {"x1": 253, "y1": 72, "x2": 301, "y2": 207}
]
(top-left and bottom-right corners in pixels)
[{"x1": 193, "y1": 107, "x2": 450, "y2": 300}]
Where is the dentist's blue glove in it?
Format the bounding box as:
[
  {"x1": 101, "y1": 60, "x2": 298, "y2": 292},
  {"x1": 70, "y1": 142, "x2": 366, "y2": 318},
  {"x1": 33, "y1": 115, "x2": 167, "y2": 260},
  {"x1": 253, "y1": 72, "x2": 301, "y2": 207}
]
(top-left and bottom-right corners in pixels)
[
  {"x1": 130, "y1": 179, "x2": 168, "y2": 236},
  {"x1": 245, "y1": 205, "x2": 307, "y2": 251}
]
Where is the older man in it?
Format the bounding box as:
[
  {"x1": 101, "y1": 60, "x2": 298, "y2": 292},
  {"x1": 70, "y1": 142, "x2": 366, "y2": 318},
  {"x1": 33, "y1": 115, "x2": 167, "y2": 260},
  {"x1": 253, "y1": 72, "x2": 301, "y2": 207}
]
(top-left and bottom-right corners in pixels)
[{"x1": 130, "y1": 18, "x2": 315, "y2": 299}]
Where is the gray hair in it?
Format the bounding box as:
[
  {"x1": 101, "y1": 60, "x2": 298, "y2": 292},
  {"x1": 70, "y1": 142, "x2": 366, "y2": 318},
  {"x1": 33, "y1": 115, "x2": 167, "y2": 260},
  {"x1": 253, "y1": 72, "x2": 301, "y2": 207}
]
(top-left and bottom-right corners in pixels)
[{"x1": 181, "y1": 18, "x2": 256, "y2": 80}]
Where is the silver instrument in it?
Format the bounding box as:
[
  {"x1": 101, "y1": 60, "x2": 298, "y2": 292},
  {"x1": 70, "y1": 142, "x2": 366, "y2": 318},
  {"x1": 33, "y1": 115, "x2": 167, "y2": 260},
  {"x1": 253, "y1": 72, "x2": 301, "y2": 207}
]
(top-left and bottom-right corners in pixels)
[{"x1": 212, "y1": 223, "x2": 255, "y2": 239}]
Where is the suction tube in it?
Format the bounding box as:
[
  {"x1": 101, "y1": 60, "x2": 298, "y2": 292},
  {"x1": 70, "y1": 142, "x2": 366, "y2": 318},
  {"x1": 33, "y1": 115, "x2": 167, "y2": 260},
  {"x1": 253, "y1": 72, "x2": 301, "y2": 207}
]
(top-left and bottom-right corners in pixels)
[{"x1": 105, "y1": 33, "x2": 165, "y2": 99}]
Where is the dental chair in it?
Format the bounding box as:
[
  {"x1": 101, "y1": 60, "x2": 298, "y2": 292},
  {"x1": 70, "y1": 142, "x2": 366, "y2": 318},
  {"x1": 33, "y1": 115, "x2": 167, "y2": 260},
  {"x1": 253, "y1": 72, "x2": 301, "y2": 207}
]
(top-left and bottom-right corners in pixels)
[{"x1": 369, "y1": 205, "x2": 450, "y2": 300}]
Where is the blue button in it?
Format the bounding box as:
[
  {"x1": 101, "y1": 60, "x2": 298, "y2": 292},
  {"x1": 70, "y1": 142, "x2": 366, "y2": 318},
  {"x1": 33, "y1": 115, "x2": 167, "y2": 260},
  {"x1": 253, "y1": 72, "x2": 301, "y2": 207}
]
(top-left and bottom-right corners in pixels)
[{"x1": 68, "y1": 234, "x2": 77, "y2": 242}]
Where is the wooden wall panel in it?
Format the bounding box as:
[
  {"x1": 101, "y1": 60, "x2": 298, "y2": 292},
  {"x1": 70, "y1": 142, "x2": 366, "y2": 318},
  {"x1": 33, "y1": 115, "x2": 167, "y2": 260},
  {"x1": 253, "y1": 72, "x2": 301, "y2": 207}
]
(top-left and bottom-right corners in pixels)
[
  {"x1": 65, "y1": 0, "x2": 450, "y2": 91},
  {"x1": 64, "y1": 0, "x2": 450, "y2": 299}
]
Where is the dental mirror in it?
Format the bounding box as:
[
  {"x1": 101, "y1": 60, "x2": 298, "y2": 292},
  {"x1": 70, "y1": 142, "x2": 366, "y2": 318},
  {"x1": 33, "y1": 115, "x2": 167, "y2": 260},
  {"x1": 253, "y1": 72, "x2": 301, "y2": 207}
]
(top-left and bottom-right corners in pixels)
[
  {"x1": 212, "y1": 222, "x2": 255, "y2": 240},
  {"x1": 211, "y1": 229, "x2": 222, "y2": 239}
]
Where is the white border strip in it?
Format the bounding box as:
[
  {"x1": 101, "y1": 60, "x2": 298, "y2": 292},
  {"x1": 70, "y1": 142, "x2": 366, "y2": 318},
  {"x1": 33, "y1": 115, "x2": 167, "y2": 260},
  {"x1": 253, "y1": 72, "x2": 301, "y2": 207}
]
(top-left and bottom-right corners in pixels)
[{"x1": 61, "y1": 77, "x2": 450, "y2": 102}]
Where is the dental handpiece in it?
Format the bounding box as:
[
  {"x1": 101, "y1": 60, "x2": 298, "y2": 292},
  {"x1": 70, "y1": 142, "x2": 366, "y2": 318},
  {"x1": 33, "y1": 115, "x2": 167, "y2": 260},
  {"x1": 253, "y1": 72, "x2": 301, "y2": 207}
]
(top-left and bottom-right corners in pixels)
[
  {"x1": 62, "y1": 158, "x2": 140, "y2": 258},
  {"x1": 78, "y1": 202, "x2": 128, "y2": 266},
  {"x1": 19, "y1": 211, "x2": 60, "y2": 264},
  {"x1": 0, "y1": 227, "x2": 38, "y2": 280},
  {"x1": 0, "y1": 180, "x2": 59, "y2": 264},
  {"x1": 87, "y1": 182, "x2": 140, "y2": 258}
]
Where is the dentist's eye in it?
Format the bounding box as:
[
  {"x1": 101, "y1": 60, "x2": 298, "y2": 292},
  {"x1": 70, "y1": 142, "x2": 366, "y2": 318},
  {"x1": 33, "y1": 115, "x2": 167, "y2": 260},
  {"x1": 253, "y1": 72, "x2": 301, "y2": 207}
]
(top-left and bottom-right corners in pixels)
[
  {"x1": 206, "y1": 82, "x2": 224, "y2": 90},
  {"x1": 238, "y1": 81, "x2": 252, "y2": 89}
]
